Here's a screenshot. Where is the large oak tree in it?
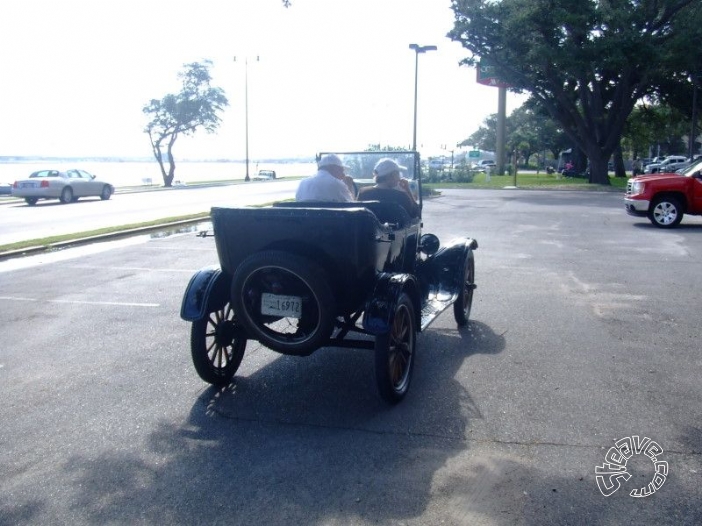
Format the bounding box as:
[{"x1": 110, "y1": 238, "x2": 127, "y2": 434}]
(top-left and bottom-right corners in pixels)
[{"x1": 449, "y1": 0, "x2": 702, "y2": 184}]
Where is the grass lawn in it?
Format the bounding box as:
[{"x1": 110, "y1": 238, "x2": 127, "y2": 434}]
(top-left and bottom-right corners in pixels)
[{"x1": 424, "y1": 171, "x2": 628, "y2": 191}]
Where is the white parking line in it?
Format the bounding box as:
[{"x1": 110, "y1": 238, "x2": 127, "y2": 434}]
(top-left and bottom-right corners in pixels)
[
  {"x1": 68, "y1": 265, "x2": 195, "y2": 273},
  {"x1": 0, "y1": 296, "x2": 159, "y2": 307}
]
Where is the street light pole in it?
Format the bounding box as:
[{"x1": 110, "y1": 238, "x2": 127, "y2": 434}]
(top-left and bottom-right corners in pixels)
[
  {"x1": 244, "y1": 57, "x2": 252, "y2": 182},
  {"x1": 234, "y1": 56, "x2": 259, "y2": 181},
  {"x1": 690, "y1": 74, "x2": 699, "y2": 160},
  {"x1": 409, "y1": 44, "x2": 437, "y2": 151}
]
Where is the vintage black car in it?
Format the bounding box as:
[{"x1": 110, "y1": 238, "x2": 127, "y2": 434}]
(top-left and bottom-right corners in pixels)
[{"x1": 180, "y1": 151, "x2": 478, "y2": 403}]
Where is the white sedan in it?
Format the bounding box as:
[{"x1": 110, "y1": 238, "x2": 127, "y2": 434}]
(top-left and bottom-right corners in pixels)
[{"x1": 11, "y1": 169, "x2": 114, "y2": 205}]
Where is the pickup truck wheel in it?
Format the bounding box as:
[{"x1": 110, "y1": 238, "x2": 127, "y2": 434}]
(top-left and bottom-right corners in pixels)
[
  {"x1": 454, "y1": 251, "x2": 475, "y2": 327},
  {"x1": 190, "y1": 302, "x2": 247, "y2": 386},
  {"x1": 375, "y1": 293, "x2": 416, "y2": 404},
  {"x1": 648, "y1": 196, "x2": 683, "y2": 228},
  {"x1": 232, "y1": 250, "x2": 336, "y2": 355}
]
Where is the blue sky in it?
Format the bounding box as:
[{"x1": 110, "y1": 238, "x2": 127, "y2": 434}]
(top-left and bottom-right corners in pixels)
[{"x1": 0, "y1": 0, "x2": 526, "y2": 160}]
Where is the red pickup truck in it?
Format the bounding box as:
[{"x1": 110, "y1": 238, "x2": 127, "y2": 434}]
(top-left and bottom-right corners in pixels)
[{"x1": 624, "y1": 158, "x2": 702, "y2": 228}]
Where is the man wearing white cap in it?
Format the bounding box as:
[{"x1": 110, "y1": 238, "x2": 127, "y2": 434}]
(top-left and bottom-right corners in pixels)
[
  {"x1": 357, "y1": 158, "x2": 420, "y2": 218},
  {"x1": 295, "y1": 153, "x2": 355, "y2": 202}
]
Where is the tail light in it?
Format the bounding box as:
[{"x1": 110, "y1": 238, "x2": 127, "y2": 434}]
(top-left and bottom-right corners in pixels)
[{"x1": 41, "y1": 180, "x2": 50, "y2": 188}]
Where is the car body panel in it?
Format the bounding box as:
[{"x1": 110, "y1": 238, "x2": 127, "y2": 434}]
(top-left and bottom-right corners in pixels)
[
  {"x1": 363, "y1": 272, "x2": 420, "y2": 335},
  {"x1": 180, "y1": 265, "x2": 230, "y2": 321}
]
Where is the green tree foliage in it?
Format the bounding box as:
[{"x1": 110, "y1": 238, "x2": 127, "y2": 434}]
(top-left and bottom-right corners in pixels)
[
  {"x1": 459, "y1": 114, "x2": 497, "y2": 152},
  {"x1": 449, "y1": 0, "x2": 702, "y2": 184},
  {"x1": 365, "y1": 144, "x2": 410, "y2": 152},
  {"x1": 460, "y1": 99, "x2": 571, "y2": 167},
  {"x1": 143, "y1": 61, "x2": 228, "y2": 187},
  {"x1": 622, "y1": 103, "x2": 691, "y2": 160}
]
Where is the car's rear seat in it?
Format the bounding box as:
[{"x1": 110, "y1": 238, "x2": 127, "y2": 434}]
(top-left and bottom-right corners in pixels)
[{"x1": 274, "y1": 200, "x2": 411, "y2": 229}]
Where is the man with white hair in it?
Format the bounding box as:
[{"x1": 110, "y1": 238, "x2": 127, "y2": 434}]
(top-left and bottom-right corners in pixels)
[
  {"x1": 357, "y1": 158, "x2": 420, "y2": 218},
  {"x1": 295, "y1": 154, "x2": 355, "y2": 202}
]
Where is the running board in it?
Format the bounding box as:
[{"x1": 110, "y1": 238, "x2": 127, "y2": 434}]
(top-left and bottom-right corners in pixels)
[{"x1": 420, "y1": 298, "x2": 454, "y2": 331}]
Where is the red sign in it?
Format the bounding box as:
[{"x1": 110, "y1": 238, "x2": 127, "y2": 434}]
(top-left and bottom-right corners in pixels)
[{"x1": 477, "y1": 61, "x2": 511, "y2": 88}]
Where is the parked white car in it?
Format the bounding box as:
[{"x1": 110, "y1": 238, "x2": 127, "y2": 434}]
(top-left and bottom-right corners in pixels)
[{"x1": 472, "y1": 159, "x2": 496, "y2": 171}]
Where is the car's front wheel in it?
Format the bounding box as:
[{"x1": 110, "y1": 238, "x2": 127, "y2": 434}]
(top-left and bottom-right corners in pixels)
[
  {"x1": 190, "y1": 302, "x2": 247, "y2": 386},
  {"x1": 375, "y1": 293, "x2": 416, "y2": 404},
  {"x1": 454, "y1": 251, "x2": 475, "y2": 327},
  {"x1": 648, "y1": 196, "x2": 683, "y2": 228},
  {"x1": 60, "y1": 187, "x2": 73, "y2": 204},
  {"x1": 100, "y1": 185, "x2": 112, "y2": 200}
]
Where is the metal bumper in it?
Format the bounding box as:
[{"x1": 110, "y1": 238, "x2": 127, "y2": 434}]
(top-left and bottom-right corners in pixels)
[{"x1": 624, "y1": 197, "x2": 650, "y2": 216}]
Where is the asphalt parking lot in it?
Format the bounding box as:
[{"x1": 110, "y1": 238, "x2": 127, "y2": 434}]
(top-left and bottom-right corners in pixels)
[{"x1": 1, "y1": 189, "x2": 701, "y2": 525}]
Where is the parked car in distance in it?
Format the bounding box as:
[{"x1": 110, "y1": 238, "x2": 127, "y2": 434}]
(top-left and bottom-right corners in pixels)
[
  {"x1": 644, "y1": 155, "x2": 688, "y2": 174},
  {"x1": 12, "y1": 169, "x2": 114, "y2": 205},
  {"x1": 625, "y1": 157, "x2": 702, "y2": 228},
  {"x1": 0, "y1": 181, "x2": 12, "y2": 195},
  {"x1": 427, "y1": 159, "x2": 446, "y2": 170},
  {"x1": 472, "y1": 159, "x2": 496, "y2": 171},
  {"x1": 254, "y1": 170, "x2": 276, "y2": 180}
]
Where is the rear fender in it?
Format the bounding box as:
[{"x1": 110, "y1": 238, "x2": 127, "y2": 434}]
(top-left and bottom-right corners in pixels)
[
  {"x1": 363, "y1": 273, "x2": 420, "y2": 335},
  {"x1": 180, "y1": 266, "x2": 231, "y2": 321}
]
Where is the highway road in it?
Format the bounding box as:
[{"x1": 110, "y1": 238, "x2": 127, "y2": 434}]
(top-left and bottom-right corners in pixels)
[{"x1": 0, "y1": 179, "x2": 299, "y2": 246}]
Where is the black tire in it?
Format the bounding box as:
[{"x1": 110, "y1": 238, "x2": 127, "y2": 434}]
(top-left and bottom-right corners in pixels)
[
  {"x1": 375, "y1": 292, "x2": 416, "y2": 404},
  {"x1": 648, "y1": 196, "x2": 683, "y2": 228},
  {"x1": 454, "y1": 251, "x2": 475, "y2": 327},
  {"x1": 232, "y1": 250, "x2": 336, "y2": 354},
  {"x1": 60, "y1": 186, "x2": 73, "y2": 204},
  {"x1": 190, "y1": 302, "x2": 246, "y2": 386},
  {"x1": 100, "y1": 185, "x2": 112, "y2": 200},
  {"x1": 25, "y1": 197, "x2": 38, "y2": 206}
]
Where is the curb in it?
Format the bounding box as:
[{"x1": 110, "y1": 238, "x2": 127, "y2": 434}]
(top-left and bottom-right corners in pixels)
[{"x1": 0, "y1": 216, "x2": 210, "y2": 262}]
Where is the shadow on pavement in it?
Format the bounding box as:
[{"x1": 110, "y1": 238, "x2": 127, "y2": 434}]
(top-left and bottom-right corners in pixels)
[{"x1": 55, "y1": 320, "x2": 513, "y2": 524}]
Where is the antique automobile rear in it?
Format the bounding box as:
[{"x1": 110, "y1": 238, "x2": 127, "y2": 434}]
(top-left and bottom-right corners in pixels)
[
  {"x1": 181, "y1": 150, "x2": 477, "y2": 404},
  {"x1": 211, "y1": 204, "x2": 402, "y2": 318}
]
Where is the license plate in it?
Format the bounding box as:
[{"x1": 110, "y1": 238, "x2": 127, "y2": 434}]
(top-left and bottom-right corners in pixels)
[
  {"x1": 261, "y1": 293, "x2": 302, "y2": 318},
  {"x1": 20, "y1": 182, "x2": 36, "y2": 188}
]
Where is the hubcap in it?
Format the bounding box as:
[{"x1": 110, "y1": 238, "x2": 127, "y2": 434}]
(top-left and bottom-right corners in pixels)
[
  {"x1": 654, "y1": 203, "x2": 677, "y2": 225},
  {"x1": 214, "y1": 319, "x2": 236, "y2": 347}
]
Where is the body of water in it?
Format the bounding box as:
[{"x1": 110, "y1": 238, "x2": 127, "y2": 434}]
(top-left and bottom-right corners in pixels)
[{"x1": 0, "y1": 160, "x2": 317, "y2": 188}]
